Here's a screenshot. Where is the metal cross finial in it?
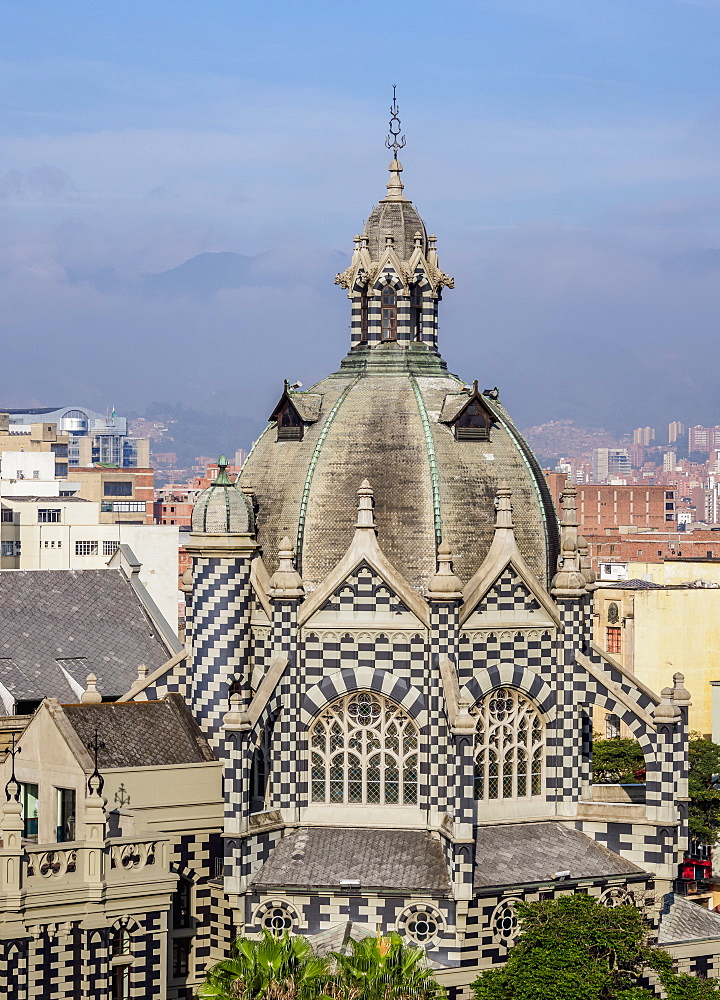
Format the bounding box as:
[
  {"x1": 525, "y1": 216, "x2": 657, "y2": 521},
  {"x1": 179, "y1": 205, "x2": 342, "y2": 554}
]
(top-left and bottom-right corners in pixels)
[
  {"x1": 385, "y1": 85, "x2": 406, "y2": 158},
  {"x1": 87, "y1": 727, "x2": 106, "y2": 797},
  {"x1": 4, "y1": 732, "x2": 21, "y2": 802}
]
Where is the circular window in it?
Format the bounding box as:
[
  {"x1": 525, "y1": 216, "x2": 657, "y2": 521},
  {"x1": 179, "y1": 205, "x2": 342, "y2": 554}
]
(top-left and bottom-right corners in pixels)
[
  {"x1": 398, "y1": 905, "x2": 444, "y2": 947},
  {"x1": 255, "y1": 900, "x2": 297, "y2": 936},
  {"x1": 491, "y1": 899, "x2": 520, "y2": 945},
  {"x1": 599, "y1": 887, "x2": 633, "y2": 908}
]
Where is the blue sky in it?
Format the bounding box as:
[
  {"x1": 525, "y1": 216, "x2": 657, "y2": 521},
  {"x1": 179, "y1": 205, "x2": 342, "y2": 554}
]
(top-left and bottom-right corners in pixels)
[{"x1": 2, "y1": 0, "x2": 720, "y2": 441}]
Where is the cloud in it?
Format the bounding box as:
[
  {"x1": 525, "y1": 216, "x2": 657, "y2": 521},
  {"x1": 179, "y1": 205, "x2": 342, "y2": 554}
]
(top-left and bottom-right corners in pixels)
[{"x1": 0, "y1": 165, "x2": 75, "y2": 201}]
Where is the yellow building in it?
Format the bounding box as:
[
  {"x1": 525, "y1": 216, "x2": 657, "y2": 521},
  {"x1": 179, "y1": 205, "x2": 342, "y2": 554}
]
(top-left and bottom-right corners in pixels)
[
  {"x1": 0, "y1": 413, "x2": 69, "y2": 477},
  {"x1": 594, "y1": 571, "x2": 720, "y2": 737}
]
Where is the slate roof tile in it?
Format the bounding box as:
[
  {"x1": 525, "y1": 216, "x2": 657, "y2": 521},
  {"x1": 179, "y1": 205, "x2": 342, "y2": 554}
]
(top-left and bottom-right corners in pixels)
[
  {"x1": 251, "y1": 827, "x2": 451, "y2": 892},
  {"x1": 62, "y1": 694, "x2": 215, "y2": 768},
  {"x1": 474, "y1": 822, "x2": 644, "y2": 888},
  {"x1": 0, "y1": 569, "x2": 172, "y2": 703},
  {"x1": 658, "y1": 893, "x2": 720, "y2": 944}
]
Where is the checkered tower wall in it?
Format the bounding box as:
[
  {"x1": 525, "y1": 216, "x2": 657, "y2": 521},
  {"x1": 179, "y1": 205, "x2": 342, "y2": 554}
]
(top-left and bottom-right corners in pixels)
[
  {"x1": 0, "y1": 912, "x2": 167, "y2": 1000},
  {"x1": 348, "y1": 263, "x2": 439, "y2": 349},
  {"x1": 189, "y1": 554, "x2": 254, "y2": 748}
]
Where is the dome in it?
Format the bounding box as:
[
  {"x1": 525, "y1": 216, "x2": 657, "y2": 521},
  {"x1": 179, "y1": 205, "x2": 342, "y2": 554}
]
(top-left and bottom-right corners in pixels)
[
  {"x1": 362, "y1": 158, "x2": 427, "y2": 260},
  {"x1": 240, "y1": 345, "x2": 559, "y2": 591},
  {"x1": 192, "y1": 456, "x2": 255, "y2": 534}
]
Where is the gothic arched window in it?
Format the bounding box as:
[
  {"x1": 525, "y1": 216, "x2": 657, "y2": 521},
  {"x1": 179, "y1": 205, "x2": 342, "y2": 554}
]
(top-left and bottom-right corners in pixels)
[
  {"x1": 381, "y1": 285, "x2": 397, "y2": 340},
  {"x1": 473, "y1": 688, "x2": 545, "y2": 801},
  {"x1": 310, "y1": 692, "x2": 419, "y2": 805}
]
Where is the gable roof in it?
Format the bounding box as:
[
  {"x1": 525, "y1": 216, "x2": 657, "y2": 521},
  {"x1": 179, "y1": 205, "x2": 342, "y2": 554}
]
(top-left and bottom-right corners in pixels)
[
  {"x1": 0, "y1": 569, "x2": 174, "y2": 705},
  {"x1": 269, "y1": 389, "x2": 323, "y2": 424},
  {"x1": 251, "y1": 827, "x2": 451, "y2": 893},
  {"x1": 658, "y1": 893, "x2": 720, "y2": 944},
  {"x1": 60, "y1": 694, "x2": 215, "y2": 768},
  {"x1": 474, "y1": 822, "x2": 644, "y2": 888}
]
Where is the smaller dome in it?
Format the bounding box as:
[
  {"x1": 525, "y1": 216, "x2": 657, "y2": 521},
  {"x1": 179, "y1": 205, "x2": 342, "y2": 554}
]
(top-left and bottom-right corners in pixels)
[{"x1": 191, "y1": 455, "x2": 255, "y2": 534}]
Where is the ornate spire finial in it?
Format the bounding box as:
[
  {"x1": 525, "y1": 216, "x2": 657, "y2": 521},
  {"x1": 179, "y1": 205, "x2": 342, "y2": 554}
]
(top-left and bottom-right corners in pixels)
[
  {"x1": 356, "y1": 479, "x2": 377, "y2": 531},
  {"x1": 87, "y1": 727, "x2": 106, "y2": 797},
  {"x1": 213, "y1": 455, "x2": 232, "y2": 486},
  {"x1": 385, "y1": 85, "x2": 405, "y2": 158},
  {"x1": 4, "y1": 733, "x2": 21, "y2": 802},
  {"x1": 81, "y1": 673, "x2": 102, "y2": 704},
  {"x1": 268, "y1": 536, "x2": 304, "y2": 598}
]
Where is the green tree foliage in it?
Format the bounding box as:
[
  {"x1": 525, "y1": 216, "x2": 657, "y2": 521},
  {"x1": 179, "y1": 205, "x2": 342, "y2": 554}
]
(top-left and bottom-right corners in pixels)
[
  {"x1": 198, "y1": 930, "x2": 331, "y2": 1000},
  {"x1": 470, "y1": 895, "x2": 720, "y2": 1000},
  {"x1": 327, "y1": 932, "x2": 446, "y2": 1000},
  {"x1": 198, "y1": 929, "x2": 446, "y2": 1000},
  {"x1": 688, "y1": 737, "x2": 720, "y2": 845},
  {"x1": 592, "y1": 738, "x2": 646, "y2": 784}
]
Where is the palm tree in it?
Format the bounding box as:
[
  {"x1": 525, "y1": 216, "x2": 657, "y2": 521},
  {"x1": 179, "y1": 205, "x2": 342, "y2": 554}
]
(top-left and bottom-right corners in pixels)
[
  {"x1": 328, "y1": 932, "x2": 447, "y2": 1000},
  {"x1": 198, "y1": 930, "x2": 332, "y2": 1000}
]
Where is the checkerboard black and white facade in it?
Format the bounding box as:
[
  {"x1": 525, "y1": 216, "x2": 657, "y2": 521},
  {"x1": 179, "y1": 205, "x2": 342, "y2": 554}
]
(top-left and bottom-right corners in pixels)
[{"x1": 3, "y1": 145, "x2": 717, "y2": 999}]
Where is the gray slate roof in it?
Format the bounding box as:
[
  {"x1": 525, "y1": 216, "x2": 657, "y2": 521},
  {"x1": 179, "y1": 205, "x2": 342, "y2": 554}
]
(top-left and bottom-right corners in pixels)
[
  {"x1": 0, "y1": 569, "x2": 172, "y2": 704},
  {"x1": 611, "y1": 579, "x2": 664, "y2": 590},
  {"x1": 475, "y1": 822, "x2": 644, "y2": 888},
  {"x1": 658, "y1": 894, "x2": 720, "y2": 944},
  {"x1": 62, "y1": 694, "x2": 216, "y2": 768},
  {"x1": 251, "y1": 827, "x2": 451, "y2": 893}
]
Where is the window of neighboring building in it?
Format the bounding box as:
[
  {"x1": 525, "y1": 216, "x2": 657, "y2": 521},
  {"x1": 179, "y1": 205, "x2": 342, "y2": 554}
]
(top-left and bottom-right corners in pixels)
[
  {"x1": 665, "y1": 502, "x2": 674, "y2": 511},
  {"x1": 56, "y1": 787, "x2": 76, "y2": 842},
  {"x1": 1, "y1": 541, "x2": 14, "y2": 557},
  {"x1": 381, "y1": 284, "x2": 397, "y2": 340},
  {"x1": 605, "y1": 714, "x2": 621, "y2": 739},
  {"x1": 21, "y1": 782, "x2": 39, "y2": 841},
  {"x1": 665, "y1": 513, "x2": 675, "y2": 522},
  {"x1": 172, "y1": 878, "x2": 192, "y2": 929},
  {"x1": 103, "y1": 482, "x2": 133, "y2": 497},
  {"x1": 172, "y1": 939, "x2": 190, "y2": 980},
  {"x1": 103, "y1": 540, "x2": 119, "y2": 557},
  {"x1": 606, "y1": 627, "x2": 622, "y2": 655},
  {"x1": 75, "y1": 540, "x2": 99, "y2": 556},
  {"x1": 110, "y1": 928, "x2": 133, "y2": 1000},
  {"x1": 474, "y1": 688, "x2": 544, "y2": 801},
  {"x1": 102, "y1": 501, "x2": 145, "y2": 513},
  {"x1": 38, "y1": 509, "x2": 61, "y2": 523},
  {"x1": 1, "y1": 508, "x2": 13, "y2": 523},
  {"x1": 309, "y1": 692, "x2": 419, "y2": 805}
]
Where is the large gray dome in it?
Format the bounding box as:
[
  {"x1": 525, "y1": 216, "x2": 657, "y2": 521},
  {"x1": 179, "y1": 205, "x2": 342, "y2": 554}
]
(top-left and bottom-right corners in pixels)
[
  {"x1": 240, "y1": 345, "x2": 559, "y2": 592},
  {"x1": 192, "y1": 456, "x2": 255, "y2": 534}
]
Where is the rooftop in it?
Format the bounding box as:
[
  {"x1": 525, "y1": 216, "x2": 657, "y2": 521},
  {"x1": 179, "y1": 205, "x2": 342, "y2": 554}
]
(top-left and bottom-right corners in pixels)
[
  {"x1": 0, "y1": 568, "x2": 173, "y2": 705},
  {"x1": 61, "y1": 694, "x2": 215, "y2": 768},
  {"x1": 474, "y1": 822, "x2": 644, "y2": 888},
  {"x1": 251, "y1": 827, "x2": 451, "y2": 893}
]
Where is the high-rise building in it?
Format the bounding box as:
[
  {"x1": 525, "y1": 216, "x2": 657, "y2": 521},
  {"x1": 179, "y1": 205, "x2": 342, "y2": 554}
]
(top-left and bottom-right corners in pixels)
[
  {"x1": 592, "y1": 447, "x2": 631, "y2": 483},
  {"x1": 663, "y1": 450, "x2": 677, "y2": 472},
  {"x1": 688, "y1": 425, "x2": 720, "y2": 454},
  {"x1": 1, "y1": 406, "x2": 150, "y2": 468},
  {"x1": 632, "y1": 426, "x2": 655, "y2": 446},
  {"x1": 668, "y1": 421, "x2": 685, "y2": 444}
]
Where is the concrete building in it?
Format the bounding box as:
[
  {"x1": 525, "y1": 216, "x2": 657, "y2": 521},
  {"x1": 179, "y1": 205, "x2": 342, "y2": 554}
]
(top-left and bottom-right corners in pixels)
[
  {"x1": 0, "y1": 414, "x2": 69, "y2": 478},
  {"x1": 0, "y1": 495, "x2": 179, "y2": 628},
  {"x1": 594, "y1": 577, "x2": 720, "y2": 738},
  {"x1": 1, "y1": 406, "x2": 150, "y2": 469},
  {"x1": 633, "y1": 426, "x2": 655, "y2": 446},
  {"x1": 591, "y1": 447, "x2": 631, "y2": 483},
  {"x1": 669, "y1": 421, "x2": 685, "y2": 445}
]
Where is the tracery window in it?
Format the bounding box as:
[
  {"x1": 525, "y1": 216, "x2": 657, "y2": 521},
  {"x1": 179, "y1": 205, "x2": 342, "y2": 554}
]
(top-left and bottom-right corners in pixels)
[
  {"x1": 310, "y1": 692, "x2": 419, "y2": 805},
  {"x1": 473, "y1": 688, "x2": 544, "y2": 801},
  {"x1": 381, "y1": 285, "x2": 397, "y2": 340}
]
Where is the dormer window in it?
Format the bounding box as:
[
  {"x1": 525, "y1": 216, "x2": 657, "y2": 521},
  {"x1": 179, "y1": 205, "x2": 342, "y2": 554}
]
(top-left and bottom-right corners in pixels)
[
  {"x1": 381, "y1": 285, "x2": 397, "y2": 340},
  {"x1": 276, "y1": 401, "x2": 303, "y2": 441},
  {"x1": 455, "y1": 399, "x2": 491, "y2": 440}
]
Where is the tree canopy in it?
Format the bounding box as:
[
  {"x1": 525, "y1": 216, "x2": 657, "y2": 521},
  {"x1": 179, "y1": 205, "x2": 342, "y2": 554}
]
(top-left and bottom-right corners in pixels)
[{"x1": 470, "y1": 894, "x2": 720, "y2": 1000}]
